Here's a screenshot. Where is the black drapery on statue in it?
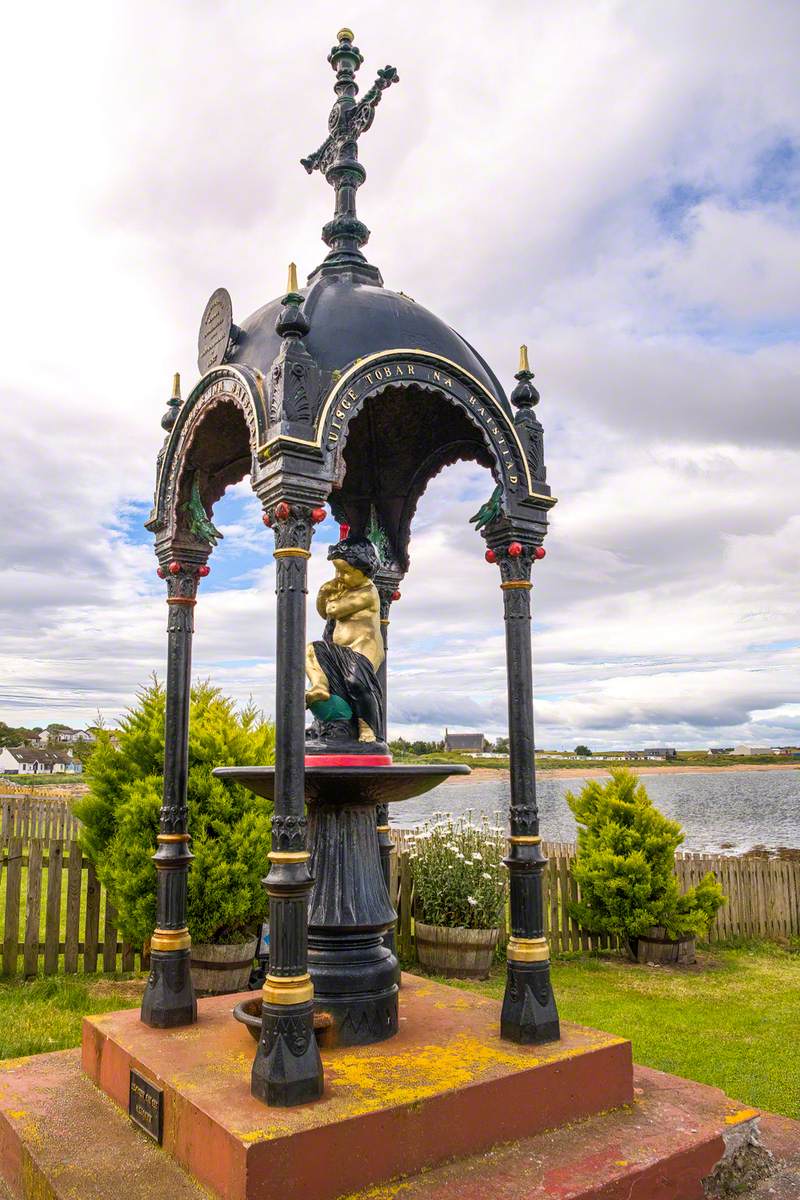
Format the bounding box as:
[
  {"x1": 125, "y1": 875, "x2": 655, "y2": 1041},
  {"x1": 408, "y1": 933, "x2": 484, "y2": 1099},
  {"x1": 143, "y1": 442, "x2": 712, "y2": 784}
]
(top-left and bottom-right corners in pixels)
[{"x1": 313, "y1": 625, "x2": 384, "y2": 738}]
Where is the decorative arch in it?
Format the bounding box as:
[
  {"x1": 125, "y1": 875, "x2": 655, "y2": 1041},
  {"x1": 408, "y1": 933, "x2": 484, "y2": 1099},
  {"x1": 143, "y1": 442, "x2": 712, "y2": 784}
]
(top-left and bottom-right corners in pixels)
[{"x1": 148, "y1": 365, "x2": 268, "y2": 547}]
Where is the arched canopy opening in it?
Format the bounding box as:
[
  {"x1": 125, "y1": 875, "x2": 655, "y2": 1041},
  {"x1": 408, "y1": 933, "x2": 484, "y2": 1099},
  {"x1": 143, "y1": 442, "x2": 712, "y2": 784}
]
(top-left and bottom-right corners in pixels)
[{"x1": 327, "y1": 383, "x2": 498, "y2": 570}]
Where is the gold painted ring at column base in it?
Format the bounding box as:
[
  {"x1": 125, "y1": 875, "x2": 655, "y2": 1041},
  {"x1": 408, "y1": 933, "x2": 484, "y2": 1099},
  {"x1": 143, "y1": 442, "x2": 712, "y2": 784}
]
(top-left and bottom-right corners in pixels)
[
  {"x1": 150, "y1": 928, "x2": 191, "y2": 952},
  {"x1": 157, "y1": 833, "x2": 191, "y2": 844},
  {"x1": 166, "y1": 596, "x2": 197, "y2": 605},
  {"x1": 376, "y1": 825, "x2": 391, "y2": 833},
  {"x1": 380, "y1": 618, "x2": 390, "y2": 625},
  {"x1": 507, "y1": 936, "x2": 550, "y2": 963},
  {"x1": 268, "y1": 850, "x2": 310, "y2": 863},
  {"x1": 509, "y1": 835, "x2": 541, "y2": 845},
  {"x1": 500, "y1": 580, "x2": 532, "y2": 591},
  {"x1": 263, "y1": 973, "x2": 314, "y2": 1005},
  {"x1": 273, "y1": 547, "x2": 311, "y2": 558}
]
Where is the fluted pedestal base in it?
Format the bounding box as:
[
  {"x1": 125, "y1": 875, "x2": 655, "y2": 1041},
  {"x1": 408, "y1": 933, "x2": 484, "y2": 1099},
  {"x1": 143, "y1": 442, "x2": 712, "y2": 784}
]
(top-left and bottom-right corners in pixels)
[
  {"x1": 140, "y1": 948, "x2": 197, "y2": 1028},
  {"x1": 501, "y1": 959, "x2": 561, "y2": 1044},
  {"x1": 308, "y1": 801, "x2": 398, "y2": 1046}
]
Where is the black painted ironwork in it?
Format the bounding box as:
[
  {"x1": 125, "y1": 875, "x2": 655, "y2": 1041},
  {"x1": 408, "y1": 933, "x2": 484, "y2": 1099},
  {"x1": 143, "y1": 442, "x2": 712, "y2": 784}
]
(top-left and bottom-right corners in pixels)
[
  {"x1": 251, "y1": 503, "x2": 324, "y2": 1106},
  {"x1": 141, "y1": 557, "x2": 206, "y2": 1028},
  {"x1": 302, "y1": 28, "x2": 398, "y2": 283}
]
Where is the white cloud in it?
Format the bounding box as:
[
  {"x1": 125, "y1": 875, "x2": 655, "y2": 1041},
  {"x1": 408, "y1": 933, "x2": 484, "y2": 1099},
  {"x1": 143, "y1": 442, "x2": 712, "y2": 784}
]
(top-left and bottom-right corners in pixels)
[{"x1": 0, "y1": 0, "x2": 798, "y2": 750}]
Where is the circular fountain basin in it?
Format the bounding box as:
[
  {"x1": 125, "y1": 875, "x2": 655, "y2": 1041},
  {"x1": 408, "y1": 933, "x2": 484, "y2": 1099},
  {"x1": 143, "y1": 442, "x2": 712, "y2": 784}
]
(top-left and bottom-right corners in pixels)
[{"x1": 213, "y1": 763, "x2": 471, "y2": 806}]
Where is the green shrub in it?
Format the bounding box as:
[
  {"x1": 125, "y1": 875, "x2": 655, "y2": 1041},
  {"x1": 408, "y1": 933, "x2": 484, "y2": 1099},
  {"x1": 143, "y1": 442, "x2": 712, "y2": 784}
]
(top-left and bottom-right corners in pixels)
[
  {"x1": 566, "y1": 769, "x2": 724, "y2": 943},
  {"x1": 75, "y1": 680, "x2": 275, "y2": 946},
  {"x1": 409, "y1": 814, "x2": 505, "y2": 930}
]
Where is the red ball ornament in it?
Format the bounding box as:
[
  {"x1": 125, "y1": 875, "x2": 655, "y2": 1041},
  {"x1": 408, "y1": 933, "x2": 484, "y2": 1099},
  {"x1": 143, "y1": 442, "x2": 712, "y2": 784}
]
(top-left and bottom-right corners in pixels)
[
  {"x1": 275, "y1": 501, "x2": 290, "y2": 521},
  {"x1": 262, "y1": 513, "x2": 272, "y2": 527},
  {"x1": 485, "y1": 549, "x2": 497, "y2": 564},
  {"x1": 508, "y1": 542, "x2": 523, "y2": 557},
  {"x1": 535, "y1": 546, "x2": 546, "y2": 560},
  {"x1": 391, "y1": 590, "x2": 401, "y2": 601},
  {"x1": 197, "y1": 564, "x2": 210, "y2": 577},
  {"x1": 311, "y1": 507, "x2": 326, "y2": 524},
  {"x1": 168, "y1": 561, "x2": 181, "y2": 575},
  {"x1": 156, "y1": 566, "x2": 165, "y2": 579}
]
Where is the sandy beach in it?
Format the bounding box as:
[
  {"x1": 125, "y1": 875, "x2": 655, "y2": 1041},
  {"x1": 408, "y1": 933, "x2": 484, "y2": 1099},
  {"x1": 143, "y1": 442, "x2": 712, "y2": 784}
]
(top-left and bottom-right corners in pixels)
[{"x1": 442, "y1": 762, "x2": 800, "y2": 784}]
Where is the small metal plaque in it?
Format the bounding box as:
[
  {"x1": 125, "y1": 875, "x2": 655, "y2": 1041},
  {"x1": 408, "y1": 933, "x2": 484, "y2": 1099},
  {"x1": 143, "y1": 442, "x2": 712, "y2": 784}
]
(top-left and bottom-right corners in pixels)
[
  {"x1": 129, "y1": 1069, "x2": 163, "y2": 1143},
  {"x1": 197, "y1": 286, "x2": 234, "y2": 374}
]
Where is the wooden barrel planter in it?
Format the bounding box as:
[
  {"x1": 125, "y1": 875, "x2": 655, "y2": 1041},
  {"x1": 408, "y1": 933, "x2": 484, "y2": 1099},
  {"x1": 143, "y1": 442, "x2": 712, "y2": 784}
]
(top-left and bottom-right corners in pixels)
[
  {"x1": 415, "y1": 923, "x2": 500, "y2": 979},
  {"x1": 629, "y1": 927, "x2": 696, "y2": 965},
  {"x1": 190, "y1": 936, "x2": 258, "y2": 995}
]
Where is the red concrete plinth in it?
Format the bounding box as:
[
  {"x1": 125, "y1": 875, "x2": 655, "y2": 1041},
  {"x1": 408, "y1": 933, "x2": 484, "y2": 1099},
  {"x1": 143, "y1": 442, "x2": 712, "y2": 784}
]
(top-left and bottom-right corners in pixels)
[{"x1": 82, "y1": 974, "x2": 633, "y2": 1200}]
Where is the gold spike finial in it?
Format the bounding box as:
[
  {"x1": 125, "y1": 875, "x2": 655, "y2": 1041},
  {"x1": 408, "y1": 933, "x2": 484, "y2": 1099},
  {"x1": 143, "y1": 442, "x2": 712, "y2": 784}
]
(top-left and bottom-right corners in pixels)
[
  {"x1": 519, "y1": 344, "x2": 530, "y2": 374},
  {"x1": 171, "y1": 372, "x2": 181, "y2": 401},
  {"x1": 287, "y1": 262, "x2": 299, "y2": 294},
  {"x1": 338, "y1": 27, "x2": 354, "y2": 42}
]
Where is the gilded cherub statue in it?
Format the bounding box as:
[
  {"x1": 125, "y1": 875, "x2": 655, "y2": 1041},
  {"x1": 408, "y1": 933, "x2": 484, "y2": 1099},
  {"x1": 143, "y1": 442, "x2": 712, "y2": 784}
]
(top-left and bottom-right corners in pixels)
[{"x1": 305, "y1": 536, "x2": 385, "y2": 746}]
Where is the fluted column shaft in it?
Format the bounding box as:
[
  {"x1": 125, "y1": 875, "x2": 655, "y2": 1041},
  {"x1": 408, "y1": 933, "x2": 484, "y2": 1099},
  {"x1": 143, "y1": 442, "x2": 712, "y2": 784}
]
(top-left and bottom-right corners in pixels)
[
  {"x1": 251, "y1": 503, "x2": 323, "y2": 1107},
  {"x1": 141, "y1": 558, "x2": 206, "y2": 1028}
]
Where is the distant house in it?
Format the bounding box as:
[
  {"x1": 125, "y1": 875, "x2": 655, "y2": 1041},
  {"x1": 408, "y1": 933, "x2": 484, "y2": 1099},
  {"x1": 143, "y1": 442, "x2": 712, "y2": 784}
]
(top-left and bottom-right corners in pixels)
[
  {"x1": 731, "y1": 745, "x2": 772, "y2": 756},
  {"x1": 36, "y1": 728, "x2": 95, "y2": 747},
  {"x1": 642, "y1": 748, "x2": 677, "y2": 760},
  {"x1": 707, "y1": 748, "x2": 733, "y2": 756},
  {"x1": 0, "y1": 746, "x2": 83, "y2": 775},
  {"x1": 443, "y1": 730, "x2": 487, "y2": 754}
]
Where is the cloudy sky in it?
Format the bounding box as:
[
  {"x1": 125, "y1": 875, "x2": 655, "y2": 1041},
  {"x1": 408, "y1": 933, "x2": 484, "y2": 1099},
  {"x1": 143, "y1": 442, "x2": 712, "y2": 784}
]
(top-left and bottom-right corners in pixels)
[{"x1": 1, "y1": 1, "x2": 798, "y2": 749}]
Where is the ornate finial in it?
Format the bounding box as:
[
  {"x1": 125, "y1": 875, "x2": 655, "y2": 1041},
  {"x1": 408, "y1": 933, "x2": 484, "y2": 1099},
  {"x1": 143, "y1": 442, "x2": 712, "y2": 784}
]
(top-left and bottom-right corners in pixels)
[
  {"x1": 510, "y1": 345, "x2": 539, "y2": 409},
  {"x1": 161, "y1": 371, "x2": 182, "y2": 432},
  {"x1": 276, "y1": 263, "x2": 310, "y2": 339},
  {"x1": 302, "y1": 29, "x2": 399, "y2": 282}
]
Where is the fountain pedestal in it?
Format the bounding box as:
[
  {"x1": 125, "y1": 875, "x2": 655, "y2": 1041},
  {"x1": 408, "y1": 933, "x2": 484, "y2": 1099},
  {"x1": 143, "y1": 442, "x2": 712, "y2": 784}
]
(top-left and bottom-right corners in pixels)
[{"x1": 214, "y1": 763, "x2": 469, "y2": 1046}]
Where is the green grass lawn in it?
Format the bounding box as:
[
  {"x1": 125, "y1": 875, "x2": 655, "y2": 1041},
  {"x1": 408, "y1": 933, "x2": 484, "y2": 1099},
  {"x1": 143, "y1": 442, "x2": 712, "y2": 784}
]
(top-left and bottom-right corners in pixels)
[
  {"x1": 0, "y1": 944, "x2": 796, "y2": 1125},
  {"x1": 0, "y1": 976, "x2": 142, "y2": 1059},
  {"x1": 420, "y1": 941, "x2": 800, "y2": 1120}
]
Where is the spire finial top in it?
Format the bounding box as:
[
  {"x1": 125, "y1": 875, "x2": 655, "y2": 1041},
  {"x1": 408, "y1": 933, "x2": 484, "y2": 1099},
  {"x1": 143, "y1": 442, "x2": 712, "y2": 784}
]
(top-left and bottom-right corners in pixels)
[
  {"x1": 286, "y1": 262, "x2": 299, "y2": 296},
  {"x1": 302, "y1": 30, "x2": 399, "y2": 283},
  {"x1": 161, "y1": 371, "x2": 182, "y2": 432},
  {"x1": 519, "y1": 344, "x2": 530, "y2": 374},
  {"x1": 511, "y1": 346, "x2": 539, "y2": 409}
]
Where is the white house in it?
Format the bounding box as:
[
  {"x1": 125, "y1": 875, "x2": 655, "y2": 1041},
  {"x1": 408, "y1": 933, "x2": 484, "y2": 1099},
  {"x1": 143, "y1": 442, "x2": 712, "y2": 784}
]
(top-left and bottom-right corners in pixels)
[{"x1": 0, "y1": 746, "x2": 83, "y2": 774}]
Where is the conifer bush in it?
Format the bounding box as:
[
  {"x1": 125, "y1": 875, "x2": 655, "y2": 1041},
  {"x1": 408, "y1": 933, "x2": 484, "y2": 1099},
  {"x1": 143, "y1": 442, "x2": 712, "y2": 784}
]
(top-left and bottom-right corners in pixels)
[
  {"x1": 75, "y1": 680, "x2": 275, "y2": 947},
  {"x1": 566, "y1": 769, "x2": 724, "y2": 947}
]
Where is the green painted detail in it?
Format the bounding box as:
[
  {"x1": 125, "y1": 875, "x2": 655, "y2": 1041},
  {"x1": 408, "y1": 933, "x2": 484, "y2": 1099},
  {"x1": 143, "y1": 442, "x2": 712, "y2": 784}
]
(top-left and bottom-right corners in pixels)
[
  {"x1": 310, "y1": 694, "x2": 353, "y2": 721},
  {"x1": 184, "y1": 477, "x2": 224, "y2": 546},
  {"x1": 469, "y1": 484, "x2": 503, "y2": 532},
  {"x1": 367, "y1": 505, "x2": 389, "y2": 565}
]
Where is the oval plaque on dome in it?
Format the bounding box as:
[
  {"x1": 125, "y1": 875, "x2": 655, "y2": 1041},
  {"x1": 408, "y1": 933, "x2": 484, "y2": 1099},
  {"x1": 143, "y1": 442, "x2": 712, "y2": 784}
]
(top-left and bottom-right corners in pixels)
[{"x1": 197, "y1": 287, "x2": 234, "y2": 374}]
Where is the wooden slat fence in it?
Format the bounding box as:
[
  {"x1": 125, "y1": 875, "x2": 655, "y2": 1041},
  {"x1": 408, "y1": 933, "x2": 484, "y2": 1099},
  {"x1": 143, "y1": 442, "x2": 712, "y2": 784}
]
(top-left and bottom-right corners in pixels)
[
  {"x1": 390, "y1": 831, "x2": 800, "y2": 954},
  {"x1": 1, "y1": 794, "x2": 80, "y2": 841},
  {"x1": 0, "y1": 838, "x2": 145, "y2": 978}
]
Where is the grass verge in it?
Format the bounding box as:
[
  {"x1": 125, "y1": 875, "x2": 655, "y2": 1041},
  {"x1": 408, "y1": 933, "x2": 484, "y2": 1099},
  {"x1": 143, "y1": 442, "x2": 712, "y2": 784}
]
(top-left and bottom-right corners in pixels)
[{"x1": 0, "y1": 975, "x2": 142, "y2": 1060}]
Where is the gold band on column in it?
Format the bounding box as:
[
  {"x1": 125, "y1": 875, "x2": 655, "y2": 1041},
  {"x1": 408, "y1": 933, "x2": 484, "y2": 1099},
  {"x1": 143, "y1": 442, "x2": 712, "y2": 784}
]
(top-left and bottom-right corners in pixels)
[
  {"x1": 509, "y1": 835, "x2": 541, "y2": 845},
  {"x1": 376, "y1": 825, "x2": 391, "y2": 833},
  {"x1": 273, "y1": 548, "x2": 311, "y2": 559},
  {"x1": 507, "y1": 936, "x2": 549, "y2": 963},
  {"x1": 150, "y1": 928, "x2": 191, "y2": 952},
  {"x1": 167, "y1": 597, "x2": 197, "y2": 606},
  {"x1": 268, "y1": 850, "x2": 311, "y2": 863},
  {"x1": 500, "y1": 580, "x2": 532, "y2": 591},
  {"x1": 157, "y1": 833, "x2": 191, "y2": 844},
  {"x1": 263, "y1": 973, "x2": 314, "y2": 1005}
]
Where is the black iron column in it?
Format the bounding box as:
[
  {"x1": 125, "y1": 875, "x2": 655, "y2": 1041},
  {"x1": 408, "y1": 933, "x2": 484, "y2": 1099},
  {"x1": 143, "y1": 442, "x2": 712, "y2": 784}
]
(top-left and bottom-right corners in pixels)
[
  {"x1": 141, "y1": 555, "x2": 209, "y2": 1028},
  {"x1": 374, "y1": 574, "x2": 401, "y2": 956},
  {"x1": 253, "y1": 501, "x2": 323, "y2": 1106},
  {"x1": 491, "y1": 538, "x2": 560, "y2": 1043}
]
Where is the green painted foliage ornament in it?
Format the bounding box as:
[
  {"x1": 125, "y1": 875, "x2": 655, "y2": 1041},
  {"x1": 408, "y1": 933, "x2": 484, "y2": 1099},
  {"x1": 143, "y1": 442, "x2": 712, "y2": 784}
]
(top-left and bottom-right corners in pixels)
[
  {"x1": 469, "y1": 484, "x2": 503, "y2": 532},
  {"x1": 184, "y1": 476, "x2": 224, "y2": 546}
]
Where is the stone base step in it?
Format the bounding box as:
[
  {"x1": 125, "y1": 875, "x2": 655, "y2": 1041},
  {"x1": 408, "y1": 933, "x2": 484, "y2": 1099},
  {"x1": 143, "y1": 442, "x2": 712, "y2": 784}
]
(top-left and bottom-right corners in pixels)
[
  {"x1": 0, "y1": 1050, "x2": 208, "y2": 1200},
  {"x1": 1, "y1": 1045, "x2": 795, "y2": 1200}
]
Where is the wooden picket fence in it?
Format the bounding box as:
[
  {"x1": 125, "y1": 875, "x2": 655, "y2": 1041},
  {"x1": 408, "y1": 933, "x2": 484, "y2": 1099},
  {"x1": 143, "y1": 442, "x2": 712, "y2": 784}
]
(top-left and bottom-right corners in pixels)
[
  {"x1": 0, "y1": 837, "x2": 146, "y2": 978},
  {"x1": 390, "y1": 832, "x2": 800, "y2": 956},
  {"x1": 1, "y1": 794, "x2": 80, "y2": 841}
]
